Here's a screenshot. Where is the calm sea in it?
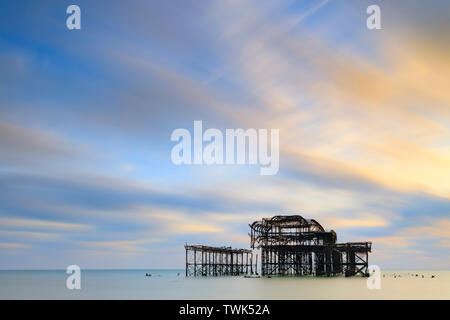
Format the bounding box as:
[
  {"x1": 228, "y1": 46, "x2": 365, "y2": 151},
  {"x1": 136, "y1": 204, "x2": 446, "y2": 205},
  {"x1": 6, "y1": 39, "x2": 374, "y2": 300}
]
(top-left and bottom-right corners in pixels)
[{"x1": 0, "y1": 269, "x2": 448, "y2": 299}]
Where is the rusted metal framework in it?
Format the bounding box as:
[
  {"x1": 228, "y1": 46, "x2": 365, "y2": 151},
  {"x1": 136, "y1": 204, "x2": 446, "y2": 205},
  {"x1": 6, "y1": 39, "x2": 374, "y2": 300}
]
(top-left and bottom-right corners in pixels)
[
  {"x1": 250, "y1": 215, "x2": 371, "y2": 277},
  {"x1": 336, "y1": 242, "x2": 372, "y2": 277},
  {"x1": 185, "y1": 245, "x2": 255, "y2": 276}
]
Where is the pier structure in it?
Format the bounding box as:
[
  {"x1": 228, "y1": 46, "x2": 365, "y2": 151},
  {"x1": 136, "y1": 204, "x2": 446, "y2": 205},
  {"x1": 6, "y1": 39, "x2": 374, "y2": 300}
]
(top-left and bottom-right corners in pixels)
[
  {"x1": 249, "y1": 215, "x2": 371, "y2": 276},
  {"x1": 335, "y1": 242, "x2": 372, "y2": 277},
  {"x1": 184, "y1": 244, "x2": 255, "y2": 276}
]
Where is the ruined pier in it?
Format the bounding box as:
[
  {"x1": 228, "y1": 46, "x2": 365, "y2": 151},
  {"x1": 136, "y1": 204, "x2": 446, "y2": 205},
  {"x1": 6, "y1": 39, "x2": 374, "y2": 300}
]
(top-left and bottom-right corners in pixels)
[
  {"x1": 185, "y1": 215, "x2": 372, "y2": 277},
  {"x1": 185, "y1": 245, "x2": 256, "y2": 276},
  {"x1": 250, "y1": 215, "x2": 371, "y2": 276}
]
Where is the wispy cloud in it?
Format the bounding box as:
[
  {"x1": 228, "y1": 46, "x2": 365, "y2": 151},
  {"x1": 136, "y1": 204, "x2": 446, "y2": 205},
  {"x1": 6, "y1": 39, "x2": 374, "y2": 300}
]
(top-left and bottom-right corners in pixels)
[
  {"x1": 0, "y1": 121, "x2": 92, "y2": 166},
  {"x1": 0, "y1": 230, "x2": 61, "y2": 241},
  {"x1": 0, "y1": 0, "x2": 448, "y2": 269},
  {"x1": 0, "y1": 217, "x2": 92, "y2": 231},
  {"x1": 83, "y1": 238, "x2": 162, "y2": 252},
  {"x1": 0, "y1": 243, "x2": 33, "y2": 249},
  {"x1": 322, "y1": 213, "x2": 389, "y2": 229}
]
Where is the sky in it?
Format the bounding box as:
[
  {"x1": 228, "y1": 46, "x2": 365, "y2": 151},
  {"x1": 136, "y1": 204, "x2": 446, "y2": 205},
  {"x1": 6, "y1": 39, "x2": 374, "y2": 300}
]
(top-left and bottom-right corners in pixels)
[{"x1": 0, "y1": 0, "x2": 449, "y2": 270}]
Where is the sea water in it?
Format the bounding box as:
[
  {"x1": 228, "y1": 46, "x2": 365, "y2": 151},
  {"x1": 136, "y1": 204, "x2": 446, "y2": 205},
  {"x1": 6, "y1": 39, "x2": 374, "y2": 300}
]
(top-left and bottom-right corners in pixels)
[{"x1": 0, "y1": 269, "x2": 448, "y2": 299}]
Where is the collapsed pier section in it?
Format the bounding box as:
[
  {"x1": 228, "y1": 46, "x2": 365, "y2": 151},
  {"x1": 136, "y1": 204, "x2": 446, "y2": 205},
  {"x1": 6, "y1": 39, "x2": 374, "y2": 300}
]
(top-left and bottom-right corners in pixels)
[
  {"x1": 185, "y1": 244, "x2": 256, "y2": 276},
  {"x1": 250, "y1": 215, "x2": 371, "y2": 277}
]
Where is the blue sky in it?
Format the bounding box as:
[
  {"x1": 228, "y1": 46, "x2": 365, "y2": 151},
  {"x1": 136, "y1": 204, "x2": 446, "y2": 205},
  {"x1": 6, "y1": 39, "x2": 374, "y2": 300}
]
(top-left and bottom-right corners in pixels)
[{"x1": 0, "y1": 0, "x2": 449, "y2": 269}]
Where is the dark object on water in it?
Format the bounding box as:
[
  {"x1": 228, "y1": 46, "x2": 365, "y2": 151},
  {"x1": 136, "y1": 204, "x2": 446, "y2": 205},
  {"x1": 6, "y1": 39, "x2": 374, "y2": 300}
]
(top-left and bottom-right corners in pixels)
[
  {"x1": 145, "y1": 273, "x2": 152, "y2": 277},
  {"x1": 177, "y1": 273, "x2": 180, "y2": 276}
]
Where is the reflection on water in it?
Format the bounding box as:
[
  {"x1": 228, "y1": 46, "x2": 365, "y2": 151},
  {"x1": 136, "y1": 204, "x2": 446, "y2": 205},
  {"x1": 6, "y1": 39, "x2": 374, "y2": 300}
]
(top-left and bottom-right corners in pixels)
[{"x1": 0, "y1": 269, "x2": 448, "y2": 299}]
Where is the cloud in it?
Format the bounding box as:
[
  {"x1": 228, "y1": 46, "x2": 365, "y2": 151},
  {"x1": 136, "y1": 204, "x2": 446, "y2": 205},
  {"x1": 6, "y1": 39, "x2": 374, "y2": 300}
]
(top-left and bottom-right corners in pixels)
[
  {"x1": 0, "y1": 172, "x2": 280, "y2": 219},
  {"x1": 0, "y1": 0, "x2": 449, "y2": 269},
  {"x1": 0, "y1": 243, "x2": 32, "y2": 249},
  {"x1": 291, "y1": 0, "x2": 330, "y2": 26},
  {"x1": 322, "y1": 213, "x2": 389, "y2": 229},
  {"x1": 205, "y1": 0, "x2": 450, "y2": 199},
  {"x1": 0, "y1": 217, "x2": 92, "y2": 231},
  {"x1": 281, "y1": 149, "x2": 389, "y2": 193},
  {"x1": 435, "y1": 240, "x2": 450, "y2": 249},
  {"x1": 170, "y1": 224, "x2": 223, "y2": 233},
  {"x1": 405, "y1": 219, "x2": 450, "y2": 241},
  {"x1": 0, "y1": 121, "x2": 92, "y2": 166},
  {"x1": 370, "y1": 236, "x2": 411, "y2": 249},
  {"x1": 368, "y1": 218, "x2": 450, "y2": 268},
  {"x1": 83, "y1": 238, "x2": 162, "y2": 252},
  {"x1": 0, "y1": 230, "x2": 61, "y2": 241}
]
